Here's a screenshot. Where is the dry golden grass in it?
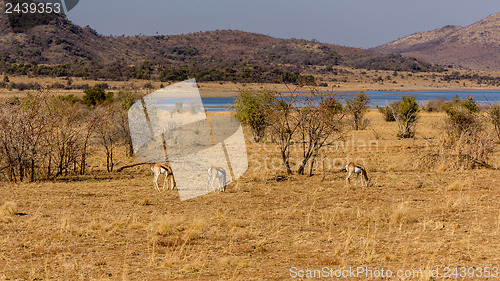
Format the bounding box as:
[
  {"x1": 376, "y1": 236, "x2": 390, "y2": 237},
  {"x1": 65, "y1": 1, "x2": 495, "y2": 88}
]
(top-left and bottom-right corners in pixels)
[
  {"x1": 0, "y1": 201, "x2": 18, "y2": 223},
  {"x1": 0, "y1": 201, "x2": 17, "y2": 216},
  {"x1": 0, "y1": 112, "x2": 499, "y2": 280}
]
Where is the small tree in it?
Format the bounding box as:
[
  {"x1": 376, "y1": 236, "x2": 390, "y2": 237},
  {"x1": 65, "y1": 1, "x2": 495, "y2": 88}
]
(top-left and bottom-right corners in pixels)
[
  {"x1": 83, "y1": 87, "x2": 106, "y2": 106},
  {"x1": 390, "y1": 95, "x2": 419, "y2": 138},
  {"x1": 233, "y1": 89, "x2": 273, "y2": 142},
  {"x1": 264, "y1": 89, "x2": 302, "y2": 174},
  {"x1": 95, "y1": 106, "x2": 121, "y2": 172},
  {"x1": 296, "y1": 91, "x2": 343, "y2": 175},
  {"x1": 345, "y1": 92, "x2": 370, "y2": 130},
  {"x1": 45, "y1": 97, "x2": 83, "y2": 178}
]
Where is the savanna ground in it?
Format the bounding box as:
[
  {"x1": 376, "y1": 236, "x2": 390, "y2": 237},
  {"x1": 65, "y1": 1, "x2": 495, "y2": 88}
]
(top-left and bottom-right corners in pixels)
[{"x1": 1, "y1": 111, "x2": 500, "y2": 280}]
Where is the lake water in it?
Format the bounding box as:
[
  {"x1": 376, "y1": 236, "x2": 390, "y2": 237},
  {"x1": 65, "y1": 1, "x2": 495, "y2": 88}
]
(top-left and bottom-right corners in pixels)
[{"x1": 201, "y1": 90, "x2": 500, "y2": 111}]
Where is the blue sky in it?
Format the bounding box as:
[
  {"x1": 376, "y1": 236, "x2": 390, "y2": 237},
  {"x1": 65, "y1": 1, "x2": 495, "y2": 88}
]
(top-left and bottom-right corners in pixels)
[{"x1": 66, "y1": 0, "x2": 500, "y2": 48}]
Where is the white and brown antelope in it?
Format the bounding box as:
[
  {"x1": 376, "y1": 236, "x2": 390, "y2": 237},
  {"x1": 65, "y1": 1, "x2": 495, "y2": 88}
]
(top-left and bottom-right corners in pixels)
[
  {"x1": 345, "y1": 162, "x2": 370, "y2": 188},
  {"x1": 151, "y1": 163, "x2": 176, "y2": 191},
  {"x1": 207, "y1": 166, "x2": 227, "y2": 192}
]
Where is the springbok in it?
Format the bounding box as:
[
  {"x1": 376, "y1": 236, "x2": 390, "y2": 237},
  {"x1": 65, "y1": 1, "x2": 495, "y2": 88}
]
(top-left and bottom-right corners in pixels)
[
  {"x1": 345, "y1": 162, "x2": 370, "y2": 188},
  {"x1": 151, "y1": 163, "x2": 176, "y2": 191},
  {"x1": 207, "y1": 166, "x2": 227, "y2": 192}
]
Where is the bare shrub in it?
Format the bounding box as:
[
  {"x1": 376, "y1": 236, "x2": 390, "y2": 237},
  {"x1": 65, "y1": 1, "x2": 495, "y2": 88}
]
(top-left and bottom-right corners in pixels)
[
  {"x1": 44, "y1": 97, "x2": 85, "y2": 177},
  {"x1": 264, "y1": 87, "x2": 303, "y2": 174},
  {"x1": 95, "y1": 106, "x2": 123, "y2": 172},
  {"x1": 422, "y1": 98, "x2": 446, "y2": 112},
  {"x1": 0, "y1": 90, "x2": 100, "y2": 182},
  {"x1": 296, "y1": 89, "x2": 344, "y2": 175},
  {"x1": 116, "y1": 91, "x2": 141, "y2": 157},
  {"x1": 0, "y1": 93, "x2": 54, "y2": 182},
  {"x1": 418, "y1": 96, "x2": 496, "y2": 171},
  {"x1": 261, "y1": 86, "x2": 345, "y2": 175},
  {"x1": 78, "y1": 108, "x2": 99, "y2": 175}
]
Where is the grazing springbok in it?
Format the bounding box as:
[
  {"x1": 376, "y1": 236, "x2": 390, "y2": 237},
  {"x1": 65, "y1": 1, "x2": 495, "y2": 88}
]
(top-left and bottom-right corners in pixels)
[
  {"x1": 207, "y1": 166, "x2": 227, "y2": 192},
  {"x1": 151, "y1": 163, "x2": 176, "y2": 191},
  {"x1": 345, "y1": 162, "x2": 370, "y2": 188}
]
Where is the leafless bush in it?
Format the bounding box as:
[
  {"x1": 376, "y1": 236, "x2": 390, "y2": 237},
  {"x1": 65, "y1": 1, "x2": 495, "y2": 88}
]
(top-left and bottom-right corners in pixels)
[
  {"x1": 376, "y1": 105, "x2": 396, "y2": 122},
  {"x1": 0, "y1": 91, "x2": 98, "y2": 182},
  {"x1": 262, "y1": 86, "x2": 345, "y2": 175},
  {"x1": 434, "y1": 123, "x2": 496, "y2": 170},
  {"x1": 422, "y1": 98, "x2": 446, "y2": 112},
  {"x1": 296, "y1": 89, "x2": 344, "y2": 175},
  {"x1": 95, "y1": 106, "x2": 124, "y2": 172},
  {"x1": 264, "y1": 87, "x2": 302, "y2": 174},
  {"x1": 44, "y1": 97, "x2": 86, "y2": 178},
  {"x1": 78, "y1": 108, "x2": 99, "y2": 175},
  {"x1": 0, "y1": 93, "x2": 50, "y2": 182},
  {"x1": 0, "y1": 88, "x2": 139, "y2": 181}
]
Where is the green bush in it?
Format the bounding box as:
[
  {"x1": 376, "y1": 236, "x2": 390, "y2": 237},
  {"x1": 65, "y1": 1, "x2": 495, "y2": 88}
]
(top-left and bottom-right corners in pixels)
[
  {"x1": 104, "y1": 91, "x2": 114, "y2": 103},
  {"x1": 391, "y1": 95, "x2": 419, "y2": 138},
  {"x1": 82, "y1": 87, "x2": 106, "y2": 106},
  {"x1": 345, "y1": 92, "x2": 370, "y2": 130},
  {"x1": 233, "y1": 89, "x2": 273, "y2": 142}
]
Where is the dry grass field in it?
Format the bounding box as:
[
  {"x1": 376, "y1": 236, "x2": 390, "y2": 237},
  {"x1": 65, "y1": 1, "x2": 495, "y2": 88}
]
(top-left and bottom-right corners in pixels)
[
  {"x1": 1, "y1": 111, "x2": 500, "y2": 280},
  {"x1": 2, "y1": 67, "x2": 500, "y2": 98}
]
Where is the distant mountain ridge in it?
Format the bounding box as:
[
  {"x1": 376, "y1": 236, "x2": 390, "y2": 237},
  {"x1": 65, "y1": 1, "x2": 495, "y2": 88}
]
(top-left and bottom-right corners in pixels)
[
  {"x1": 372, "y1": 13, "x2": 500, "y2": 70},
  {"x1": 0, "y1": 2, "x2": 444, "y2": 82}
]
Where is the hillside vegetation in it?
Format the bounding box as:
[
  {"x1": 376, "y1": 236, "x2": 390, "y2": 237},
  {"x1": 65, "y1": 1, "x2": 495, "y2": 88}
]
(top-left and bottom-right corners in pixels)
[{"x1": 0, "y1": 11, "x2": 444, "y2": 83}]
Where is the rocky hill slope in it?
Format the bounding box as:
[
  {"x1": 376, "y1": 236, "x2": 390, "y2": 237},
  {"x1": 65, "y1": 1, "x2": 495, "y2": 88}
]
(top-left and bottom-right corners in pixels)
[{"x1": 372, "y1": 13, "x2": 500, "y2": 70}]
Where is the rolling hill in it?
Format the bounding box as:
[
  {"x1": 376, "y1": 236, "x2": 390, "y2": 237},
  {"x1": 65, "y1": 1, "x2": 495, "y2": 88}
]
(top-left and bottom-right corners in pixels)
[
  {"x1": 0, "y1": 2, "x2": 443, "y2": 83},
  {"x1": 372, "y1": 13, "x2": 500, "y2": 70}
]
